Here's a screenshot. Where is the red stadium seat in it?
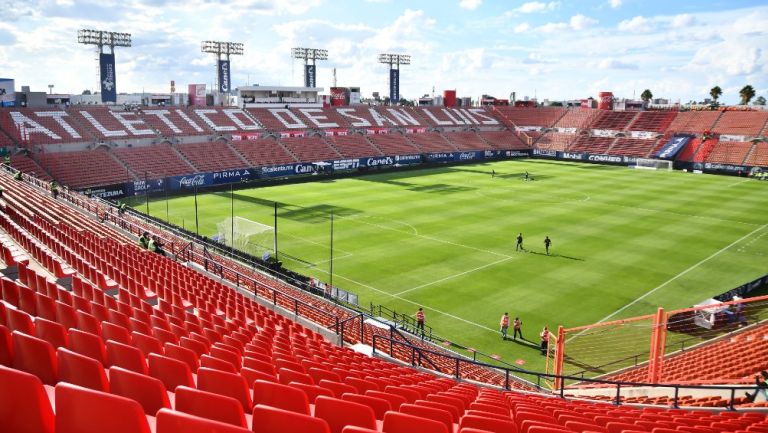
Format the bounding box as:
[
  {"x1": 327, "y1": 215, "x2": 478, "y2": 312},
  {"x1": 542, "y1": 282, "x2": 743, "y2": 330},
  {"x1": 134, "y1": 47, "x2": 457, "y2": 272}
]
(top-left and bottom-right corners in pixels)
[
  {"x1": 0, "y1": 365, "x2": 55, "y2": 433},
  {"x1": 148, "y1": 352, "x2": 195, "y2": 390},
  {"x1": 105, "y1": 339, "x2": 147, "y2": 374},
  {"x1": 290, "y1": 382, "x2": 335, "y2": 403},
  {"x1": 252, "y1": 404, "x2": 331, "y2": 433},
  {"x1": 342, "y1": 392, "x2": 392, "y2": 420},
  {"x1": 252, "y1": 379, "x2": 310, "y2": 414},
  {"x1": 197, "y1": 367, "x2": 253, "y2": 413},
  {"x1": 314, "y1": 395, "x2": 377, "y2": 433},
  {"x1": 460, "y1": 414, "x2": 518, "y2": 433},
  {"x1": 34, "y1": 317, "x2": 68, "y2": 349},
  {"x1": 57, "y1": 347, "x2": 109, "y2": 392},
  {"x1": 68, "y1": 328, "x2": 106, "y2": 365},
  {"x1": 0, "y1": 325, "x2": 12, "y2": 366},
  {"x1": 12, "y1": 331, "x2": 57, "y2": 385},
  {"x1": 383, "y1": 411, "x2": 450, "y2": 433},
  {"x1": 109, "y1": 366, "x2": 171, "y2": 415},
  {"x1": 174, "y1": 385, "x2": 248, "y2": 428},
  {"x1": 155, "y1": 408, "x2": 251, "y2": 433},
  {"x1": 55, "y1": 382, "x2": 151, "y2": 433},
  {"x1": 399, "y1": 403, "x2": 454, "y2": 432}
]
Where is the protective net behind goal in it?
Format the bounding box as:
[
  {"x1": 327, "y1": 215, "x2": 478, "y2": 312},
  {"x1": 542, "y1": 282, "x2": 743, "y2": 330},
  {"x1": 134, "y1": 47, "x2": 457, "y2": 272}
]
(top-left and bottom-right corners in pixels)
[
  {"x1": 635, "y1": 158, "x2": 673, "y2": 170},
  {"x1": 215, "y1": 217, "x2": 274, "y2": 257}
]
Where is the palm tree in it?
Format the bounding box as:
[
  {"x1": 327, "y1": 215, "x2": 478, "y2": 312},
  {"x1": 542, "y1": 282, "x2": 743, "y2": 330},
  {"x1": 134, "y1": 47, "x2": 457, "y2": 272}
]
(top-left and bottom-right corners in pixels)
[
  {"x1": 709, "y1": 86, "x2": 722, "y2": 102},
  {"x1": 739, "y1": 85, "x2": 756, "y2": 105},
  {"x1": 640, "y1": 89, "x2": 653, "y2": 103}
]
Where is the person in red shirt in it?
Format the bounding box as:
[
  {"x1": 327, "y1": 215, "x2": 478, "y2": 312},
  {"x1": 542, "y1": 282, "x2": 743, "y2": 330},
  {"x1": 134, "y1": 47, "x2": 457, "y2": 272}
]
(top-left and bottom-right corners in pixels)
[
  {"x1": 500, "y1": 312, "x2": 510, "y2": 340},
  {"x1": 540, "y1": 326, "x2": 550, "y2": 356},
  {"x1": 415, "y1": 308, "x2": 425, "y2": 336},
  {"x1": 513, "y1": 317, "x2": 523, "y2": 340}
]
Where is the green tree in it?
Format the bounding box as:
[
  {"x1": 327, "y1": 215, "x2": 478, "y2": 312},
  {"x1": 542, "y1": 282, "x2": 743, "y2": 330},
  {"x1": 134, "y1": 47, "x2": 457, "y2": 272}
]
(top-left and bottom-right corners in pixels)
[
  {"x1": 739, "y1": 85, "x2": 756, "y2": 105},
  {"x1": 754, "y1": 96, "x2": 766, "y2": 106},
  {"x1": 82, "y1": 89, "x2": 91, "y2": 95},
  {"x1": 709, "y1": 85, "x2": 722, "y2": 102},
  {"x1": 640, "y1": 89, "x2": 653, "y2": 103}
]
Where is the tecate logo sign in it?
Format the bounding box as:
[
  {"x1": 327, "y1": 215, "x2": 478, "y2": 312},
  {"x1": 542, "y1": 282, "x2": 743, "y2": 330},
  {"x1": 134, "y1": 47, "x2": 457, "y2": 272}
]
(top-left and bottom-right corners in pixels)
[
  {"x1": 365, "y1": 156, "x2": 394, "y2": 167},
  {"x1": 178, "y1": 175, "x2": 206, "y2": 187}
]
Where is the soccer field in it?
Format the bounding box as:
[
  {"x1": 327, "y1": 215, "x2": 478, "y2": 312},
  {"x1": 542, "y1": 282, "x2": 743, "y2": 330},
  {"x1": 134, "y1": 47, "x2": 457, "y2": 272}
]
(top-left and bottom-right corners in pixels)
[{"x1": 134, "y1": 159, "x2": 768, "y2": 372}]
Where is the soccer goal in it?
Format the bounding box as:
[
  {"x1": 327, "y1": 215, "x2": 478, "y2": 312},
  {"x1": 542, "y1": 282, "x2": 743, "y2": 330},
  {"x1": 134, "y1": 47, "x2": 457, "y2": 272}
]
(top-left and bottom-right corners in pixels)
[
  {"x1": 216, "y1": 217, "x2": 275, "y2": 257},
  {"x1": 635, "y1": 158, "x2": 673, "y2": 171}
]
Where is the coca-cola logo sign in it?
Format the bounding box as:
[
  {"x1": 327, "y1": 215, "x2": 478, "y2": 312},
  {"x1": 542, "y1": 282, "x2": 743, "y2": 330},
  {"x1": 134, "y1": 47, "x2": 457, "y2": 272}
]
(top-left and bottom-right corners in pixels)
[{"x1": 178, "y1": 174, "x2": 206, "y2": 188}]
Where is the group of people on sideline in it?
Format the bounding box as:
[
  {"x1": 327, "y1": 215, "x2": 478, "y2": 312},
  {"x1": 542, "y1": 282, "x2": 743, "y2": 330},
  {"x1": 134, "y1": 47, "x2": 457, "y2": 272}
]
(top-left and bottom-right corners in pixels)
[{"x1": 139, "y1": 231, "x2": 166, "y2": 256}]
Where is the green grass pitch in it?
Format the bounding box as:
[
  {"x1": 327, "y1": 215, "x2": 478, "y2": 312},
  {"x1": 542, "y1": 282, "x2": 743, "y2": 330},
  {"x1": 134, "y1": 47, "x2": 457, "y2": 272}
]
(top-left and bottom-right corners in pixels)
[{"x1": 134, "y1": 159, "x2": 768, "y2": 372}]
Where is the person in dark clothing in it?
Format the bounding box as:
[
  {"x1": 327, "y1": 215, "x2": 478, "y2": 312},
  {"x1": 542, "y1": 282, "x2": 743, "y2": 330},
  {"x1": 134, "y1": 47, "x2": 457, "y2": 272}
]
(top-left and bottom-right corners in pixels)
[
  {"x1": 746, "y1": 371, "x2": 768, "y2": 402},
  {"x1": 540, "y1": 326, "x2": 550, "y2": 355},
  {"x1": 149, "y1": 236, "x2": 166, "y2": 256},
  {"x1": 14, "y1": 171, "x2": 22, "y2": 181},
  {"x1": 513, "y1": 317, "x2": 523, "y2": 340},
  {"x1": 492, "y1": 169, "x2": 496, "y2": 178},
  {"x1": 516, "y1": 233, "x2": 524, "y2": 251},
  {"x1": 544, "y1": 236, "x2": 552, "y2": 255},
  {"x1": 50, "y1": 181, "x2": 59, "y2": 199},
  {"x1": 118, "y1": 201, "x2": 127, "y2": 214}
]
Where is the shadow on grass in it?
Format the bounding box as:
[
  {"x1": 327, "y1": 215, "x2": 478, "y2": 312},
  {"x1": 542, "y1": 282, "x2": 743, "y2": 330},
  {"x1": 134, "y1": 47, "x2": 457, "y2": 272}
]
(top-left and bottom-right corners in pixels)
[
  {"x1": 407, "y1": 183, "x2": 476, "y2": 194},
  {"x1": 230, "y1": 193, "x2": 362, "y2": 224},
  {"x1": 526, "y1": 250, "x2": 585, "y2": 261}
]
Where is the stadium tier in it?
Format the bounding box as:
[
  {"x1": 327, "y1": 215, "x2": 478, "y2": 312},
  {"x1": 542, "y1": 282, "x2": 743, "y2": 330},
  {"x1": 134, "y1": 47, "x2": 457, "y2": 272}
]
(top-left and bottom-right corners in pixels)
[
  {"x1": 2, "y1": 155, "x2": 768, "y2": 433},
  {"x1": 0, "y1": 107, "x2": 767, "y2": 189},
  {"x1": 745, "y1": 142, "x2": 768, "y2": 167}
]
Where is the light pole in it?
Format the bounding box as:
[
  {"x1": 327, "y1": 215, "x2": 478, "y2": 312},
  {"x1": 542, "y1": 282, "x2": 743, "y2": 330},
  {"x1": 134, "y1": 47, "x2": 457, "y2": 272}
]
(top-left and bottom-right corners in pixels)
[
  {"x1": 291, "y1": 47, "x2": 328, "y2": 88},
  {"x1": 201, "y1": 41, "x2": 244, "y2": 103},
  {"x1": 77, "y1": 29, "x2": 132, "y2": 104},
  {"x1": 378, "y1": 53, "x2": 411, "y2": 104}
]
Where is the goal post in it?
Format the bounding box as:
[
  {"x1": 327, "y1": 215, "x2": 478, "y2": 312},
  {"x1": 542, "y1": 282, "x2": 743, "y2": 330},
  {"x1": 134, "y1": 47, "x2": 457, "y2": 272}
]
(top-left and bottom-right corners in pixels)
[
  {"x1": 635, "y1": 158, "x2": 673, "y2": 171},
  {"x1": 215, "y1": 216, "x2": 275, "y2": 257}
]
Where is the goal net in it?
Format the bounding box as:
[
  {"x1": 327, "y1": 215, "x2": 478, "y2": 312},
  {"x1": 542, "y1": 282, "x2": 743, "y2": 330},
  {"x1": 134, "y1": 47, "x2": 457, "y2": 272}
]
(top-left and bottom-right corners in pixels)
[
  {"x1": 215, "y1": 217, "x2": 274, "y2": 257},
  {"x1": 635, "y1": 158, "x2": 673, "y2": 171}
]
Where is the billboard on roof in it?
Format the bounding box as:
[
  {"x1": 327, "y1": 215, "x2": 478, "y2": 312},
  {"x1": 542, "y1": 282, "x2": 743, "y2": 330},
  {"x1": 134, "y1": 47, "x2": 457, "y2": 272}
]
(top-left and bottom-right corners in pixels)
[{"x1": 0, "y1": 78, "x2": 15, "y2": 107}]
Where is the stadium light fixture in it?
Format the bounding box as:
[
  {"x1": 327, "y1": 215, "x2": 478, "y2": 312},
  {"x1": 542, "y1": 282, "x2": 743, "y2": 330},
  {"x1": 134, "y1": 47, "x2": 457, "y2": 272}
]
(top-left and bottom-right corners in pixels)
[
  {"x1": 201, "y1": 41, "x2": 244, "y2": 95},
  {"x1": 78, "y1": 29, "x2": 132, "y2": 49},
  {"x1": 292, "y1": 47, "x2": 328, "y2": 88},
  {"x1": 378, "y1": 53, "x2": 410, "y2": 103},
  {"x1": 378, "y1": 53, "x2": 411, "y2": 68}
]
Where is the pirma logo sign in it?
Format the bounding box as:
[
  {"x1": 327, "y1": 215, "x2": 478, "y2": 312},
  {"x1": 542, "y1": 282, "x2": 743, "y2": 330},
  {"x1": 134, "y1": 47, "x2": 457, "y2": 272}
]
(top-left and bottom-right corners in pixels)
[{"x1": 218, "y1": 60, "x2": 231, "y2": 93}]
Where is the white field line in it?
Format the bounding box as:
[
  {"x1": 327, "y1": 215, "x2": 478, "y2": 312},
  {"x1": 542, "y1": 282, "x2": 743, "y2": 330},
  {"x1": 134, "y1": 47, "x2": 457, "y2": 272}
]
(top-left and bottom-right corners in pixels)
[
  {"x1": 393, "y1": 257, "x2": 513, "y2": 296},
  {"x1": 571, "y1": 223, "x2": 768, "y2": 340},
  {"x1": 308, "y1": 266, "x2": 500, "y2": 334}
]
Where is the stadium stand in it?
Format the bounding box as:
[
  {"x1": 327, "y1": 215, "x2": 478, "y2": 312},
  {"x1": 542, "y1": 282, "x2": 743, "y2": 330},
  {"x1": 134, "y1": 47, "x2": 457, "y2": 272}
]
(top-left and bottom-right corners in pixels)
[
  {"x1": 745, "y1": 142, "x2": 768, "y2": 167},
  {"x1": 533, "y1": 132, "x2": 573, "y2": 152},
  {"x1": 705, "y1": 141, "x2": 754, "y2": 165},
  {"x1": 185, "y1": 108, "x2": 263, "y2": 134},
  {"x1": 36, "y1": 149, "x2": 132, "y2": 187},
  {"x1": 246, "y1": 108, "x2": 306, "y2": 132},
  {"x1": 0, "y1": 108, "x2": 94, "y2": 145},
  {"x1": 552, "y1": 108, "x2": 600, "y2": 130},
  {"x1": 291, "y1": 108, "x2": 352, "y2": 130},
  {"x1": 442, "y1": 131, "x2": 493, "y2": 151},
  {"x1": 492, "y1": 106, "x2": 566, "y2": 128},
  {"x1": 366, "y1": 133, "x2": 421, "y2": 155},
  {"x1": 477, "y1": 130, "x2": 528, "y2": 150},
  {"x1": 9, "y1": 154, "x2": 52, "y2": 181},
  {"x1": 72, "y1": 107, "x2": 157, "y2": 140},
  {"x1": 231, "y1": 138, "x2": 297, "y2": 167},
  {"x1": 139, "y1": 108, "x2": 211, "y2": 136},
  {"x1": 666, "y1": 111, "x2": 722, "y2": 134},
  {"x1": 406, "y1": 132, "x2": 457, "y2": 152},
  {"x1": 712, "y1": 111, "x2": 768, "y2": 137},
  {"x1": 627, "y1": 111, "x2": 678, "y2": 133},
  {"x1": 279, "y1": 136, "x2": 342, "y2": 161},
  {"x1": 325, "y1": 134, "x2": 384, "y2": 158},
  {"x1": 567, "y1": 135, "x2": 615, "y2": 154},
  {"x1": 175, "y1": 141, "x2": 250, "y2": 172},
  {"x1": 609, "y1": 138, "x2": 660, "y2": 157},
  {"x1": 692, "y1": 139, "x2": 719, "y2": 163},
  {"x1": 113, "y1": 144, "x2": 195, "y2": 178},
  {"x1": 590, "y1": 110, "x2": 639, "y2": 131}
]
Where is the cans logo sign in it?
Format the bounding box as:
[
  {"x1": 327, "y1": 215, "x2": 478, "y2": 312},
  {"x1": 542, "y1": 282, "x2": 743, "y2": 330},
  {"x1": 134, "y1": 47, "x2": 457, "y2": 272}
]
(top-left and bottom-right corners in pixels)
[
  {"x1": 218, "y1": 60, "x2": 231, "y2": 93},
  {"x1": 99, "y1": 53, "x2": 117, "y2": 103}
]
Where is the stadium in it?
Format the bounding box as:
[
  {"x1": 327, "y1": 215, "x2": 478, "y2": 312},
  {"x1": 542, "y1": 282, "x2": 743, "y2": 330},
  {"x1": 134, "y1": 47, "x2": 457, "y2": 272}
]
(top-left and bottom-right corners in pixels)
[{"x1": 1, "y1": 1, "x2": 768, "y2": 432}]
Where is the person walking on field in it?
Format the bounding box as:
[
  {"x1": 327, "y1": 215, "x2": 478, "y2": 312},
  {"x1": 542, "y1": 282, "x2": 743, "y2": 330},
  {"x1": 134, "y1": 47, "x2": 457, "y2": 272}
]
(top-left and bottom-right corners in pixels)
[
  {"x1": 500, "y1": 312, "x2": 510, "y2": 340},
  {"x1": 540, "y1": 326, "x2": 550, "y2": 356},
  {"x1": 513, "y1": 317, "x2": 523, "y2": 340},
  {"x1": 415, "y1": 308, "x2": 425, "y2": 336},
  {"x1": 516, "y1": 233, "x2": 524, "y2": 252},
  {"x1": 544, "y1": 236, "x2": 552, "y2": 255}
]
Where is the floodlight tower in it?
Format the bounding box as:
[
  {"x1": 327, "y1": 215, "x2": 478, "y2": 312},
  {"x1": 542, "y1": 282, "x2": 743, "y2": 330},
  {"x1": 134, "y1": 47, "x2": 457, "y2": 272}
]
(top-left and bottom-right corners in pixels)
[
  {"x1": 201, "y1": 41, "x2": 244, "y2": 97},
  {"x1": 77, "y1": 29, "x2": 132, "y2": 104},
  {"x1": 378, "y1": 53, "x2": 410, "y2": 104},
  {"x1": 291, "y1": 48, "x2": 328, "y2": 88}
]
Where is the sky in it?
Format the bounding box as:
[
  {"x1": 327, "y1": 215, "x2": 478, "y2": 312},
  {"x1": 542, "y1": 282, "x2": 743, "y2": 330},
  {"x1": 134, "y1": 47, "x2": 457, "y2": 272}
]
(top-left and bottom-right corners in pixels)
[{"x1": 0, "y1": 0, "x2": 766, "y2": 104}]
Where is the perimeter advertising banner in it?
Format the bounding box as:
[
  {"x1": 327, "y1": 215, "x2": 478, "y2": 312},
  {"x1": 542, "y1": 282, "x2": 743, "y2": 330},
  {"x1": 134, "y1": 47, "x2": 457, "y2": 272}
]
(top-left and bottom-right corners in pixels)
[
  {"x1": 0, "y1": 78, "x2": 15, "y2": 107},
  {"x1": 218, "y1": 60, "x2": 231, "y2": 93},
  {"x1": 99, "y1": 53, "x2": 117, "y2": 103},
  {"x1": 389, "y1": 69, "x2": 399, "y2": 103},
  {"x1": 304, "y1": 65, "x2": 316, "y2": 88}
]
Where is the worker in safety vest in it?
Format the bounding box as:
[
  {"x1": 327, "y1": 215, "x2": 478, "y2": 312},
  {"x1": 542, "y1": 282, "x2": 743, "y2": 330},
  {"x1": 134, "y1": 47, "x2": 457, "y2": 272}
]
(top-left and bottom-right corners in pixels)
[
  {"x1": 500, "y1": 312, "x2": 510, "y2": 340},
  {"x1": 540, "y1": 326, "x2": 550, "y2": 356}
]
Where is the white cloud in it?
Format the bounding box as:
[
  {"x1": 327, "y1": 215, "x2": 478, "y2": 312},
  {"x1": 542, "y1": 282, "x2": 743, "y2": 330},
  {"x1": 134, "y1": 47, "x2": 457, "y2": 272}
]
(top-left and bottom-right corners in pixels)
[
  {"x1": 670, "y1": 14, "x2": 695, "y2": 27},
  {"x1": 516, "y1": 1, "x2": 559, "y2": 14},
  {"x1": 598, "y1": 58, "x2": 639, "y2": 70},
  {"x1": 617, "y1": 16, "x2": 654, "y2": 32},
  {"x1": 609, "y1": 0, "x2": 622, "y2": 9},
  {"x1": 513, "y1": 23, "x2": 531, "y2": 33},
  {"x1": 459, "y1": 0, "x2": 482, "y2": 10},
  {"x1": 570, "y1": 14, "x2": 597, "y2": 30}
]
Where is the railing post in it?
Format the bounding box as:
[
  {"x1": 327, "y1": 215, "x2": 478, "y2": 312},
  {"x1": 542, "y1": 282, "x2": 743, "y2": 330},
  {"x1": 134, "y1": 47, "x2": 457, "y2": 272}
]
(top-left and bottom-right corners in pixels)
[
  {"x1": 504, "y1": 370, "x2": 510, "y2": 390},
  {"x1": 294, "y1": 299, "x2": 298, "y2": 316},
  {"x1": 340, "y1": 322, "x2": 344, "y2": 347},
  {"x1": 615, "y1": 383, "x2": 621, "y2": 406},
  {"x1": 372, "y1": 336, "x2": 377, "y2": 355},
  {"x1": 729, "y1": 387, "x2": 735, "y2": 411},
  {"x1": 455, "y1": 358, "x2": 460, "y2": 379},
  {"x1": 335, "y1": 316, "x2": 339, "y2": 334},
  {"x1": 411, "y1": 347, "x2": 415, "y2": 366},
  {"x1": 359, "y1": 314, "x2": 364, "y2": 344},
  {"x1": 272, "y1": 291, "x2": 277, "y2": 305},
  {"x1": 673, "y1": 386, "x2": 679, "y2": 409}
]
